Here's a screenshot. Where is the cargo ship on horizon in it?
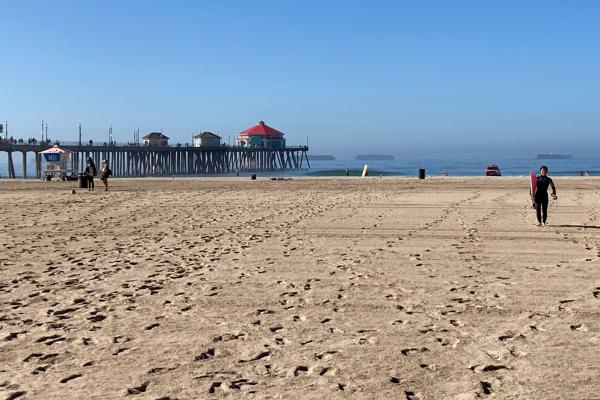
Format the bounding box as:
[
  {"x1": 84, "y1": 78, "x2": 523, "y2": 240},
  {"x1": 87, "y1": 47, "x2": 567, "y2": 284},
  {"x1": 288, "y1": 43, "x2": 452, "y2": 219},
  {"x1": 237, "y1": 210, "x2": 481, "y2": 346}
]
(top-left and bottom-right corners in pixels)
[
  {"x1": 307, "y1": 155, "x2": 336, "y2": 161},
  {"x1": 354, "y1": 154, "x2": 394, "y2": 161},
  {"x1": 536, "y1": 153, "x2": 571, "y2": 160}
]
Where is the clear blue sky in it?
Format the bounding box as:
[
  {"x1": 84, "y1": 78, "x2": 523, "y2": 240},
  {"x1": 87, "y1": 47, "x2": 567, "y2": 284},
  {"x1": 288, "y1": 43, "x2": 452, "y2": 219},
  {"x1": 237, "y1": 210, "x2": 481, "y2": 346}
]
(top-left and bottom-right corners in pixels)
[{"x1": 1, "y1": 0, "x2": 599, "y2": 158}]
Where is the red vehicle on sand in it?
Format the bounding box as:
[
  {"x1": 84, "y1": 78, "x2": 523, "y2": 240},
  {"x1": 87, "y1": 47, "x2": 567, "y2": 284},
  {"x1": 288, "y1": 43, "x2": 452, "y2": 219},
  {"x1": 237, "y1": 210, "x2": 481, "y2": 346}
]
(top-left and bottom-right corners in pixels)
[{"x1": 485, "y1": 164, "x2": 501, "y2": 176}]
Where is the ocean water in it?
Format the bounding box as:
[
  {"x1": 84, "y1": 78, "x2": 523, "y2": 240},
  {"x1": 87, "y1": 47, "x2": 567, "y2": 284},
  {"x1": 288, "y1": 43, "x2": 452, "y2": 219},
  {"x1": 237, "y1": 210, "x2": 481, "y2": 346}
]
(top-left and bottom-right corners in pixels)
[
  {"x1": 299, "y1": 158, "x2": 600, "y2": 177},
  {"x1": 1, "y1": 158, "x2": 599, "y2": 178}
]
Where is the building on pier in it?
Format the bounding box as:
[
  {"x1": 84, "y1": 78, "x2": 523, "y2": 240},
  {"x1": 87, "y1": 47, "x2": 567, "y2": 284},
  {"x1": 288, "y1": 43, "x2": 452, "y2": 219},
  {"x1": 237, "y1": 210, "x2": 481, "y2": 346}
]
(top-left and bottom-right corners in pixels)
[
  {"x1": 192, "y1": 131, "x2": 221, "y2": 147},
  {"x1": 237, "y1": 121, "x2": 285, "y2": 149},
  {"x1": 143, "y1": 132, "x2": 169, "y2": 146}
]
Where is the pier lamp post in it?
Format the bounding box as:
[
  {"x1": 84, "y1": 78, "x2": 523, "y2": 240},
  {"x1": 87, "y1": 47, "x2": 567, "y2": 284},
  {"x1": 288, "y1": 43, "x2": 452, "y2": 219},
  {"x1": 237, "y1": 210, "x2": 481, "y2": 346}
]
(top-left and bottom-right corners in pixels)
[
  {"x1": 45, "y1": 123, "x2": 48, "y2": 142},
  {"x1": 41, "y1": 120, "x2": 44, "y2": 142},
  {"x1": 108, "y1": 125, "x2": 113, "y2": 145},
  {"x1": 79, "y1": 123, "x2": 83, "y2": 172}
]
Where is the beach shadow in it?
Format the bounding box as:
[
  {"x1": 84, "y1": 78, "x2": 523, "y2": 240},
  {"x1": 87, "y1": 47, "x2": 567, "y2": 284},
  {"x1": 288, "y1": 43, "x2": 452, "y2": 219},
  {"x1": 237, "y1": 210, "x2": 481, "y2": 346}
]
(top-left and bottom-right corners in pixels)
[{"x1": 555, "y1": 224, "x2": 600, "y2": 229}]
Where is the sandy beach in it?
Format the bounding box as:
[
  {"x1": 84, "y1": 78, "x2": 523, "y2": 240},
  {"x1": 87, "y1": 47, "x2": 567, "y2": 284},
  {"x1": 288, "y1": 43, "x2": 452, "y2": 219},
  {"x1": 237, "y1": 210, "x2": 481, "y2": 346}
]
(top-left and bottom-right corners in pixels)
[{"x1": 1, "y1": 177, "x2": 599, "y2": 400}]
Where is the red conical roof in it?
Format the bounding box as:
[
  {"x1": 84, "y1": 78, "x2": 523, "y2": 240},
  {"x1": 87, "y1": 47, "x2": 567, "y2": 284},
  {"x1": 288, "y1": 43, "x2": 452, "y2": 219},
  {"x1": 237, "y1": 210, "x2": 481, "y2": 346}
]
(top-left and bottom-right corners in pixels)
[{"x1": 238, "y1": 121, "x2": 284, "y2": 136}]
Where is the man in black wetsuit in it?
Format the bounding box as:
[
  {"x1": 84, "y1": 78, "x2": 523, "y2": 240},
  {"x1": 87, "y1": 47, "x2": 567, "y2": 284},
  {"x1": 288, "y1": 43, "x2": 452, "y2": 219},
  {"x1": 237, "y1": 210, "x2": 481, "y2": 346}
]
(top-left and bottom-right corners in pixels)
[
  {"x1": 85, "y1": 157, "x2": 97, "y2": 192},
  {"x1": 533, "y1": 165, "x2": 557, "y2": 226}
]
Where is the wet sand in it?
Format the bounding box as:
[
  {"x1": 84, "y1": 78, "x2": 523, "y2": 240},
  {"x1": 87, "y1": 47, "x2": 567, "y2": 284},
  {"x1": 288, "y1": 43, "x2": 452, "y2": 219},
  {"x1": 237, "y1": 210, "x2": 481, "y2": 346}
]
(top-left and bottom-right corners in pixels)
[{"x1": 1, "y1": 177, "x2": 599, "y2": 399}]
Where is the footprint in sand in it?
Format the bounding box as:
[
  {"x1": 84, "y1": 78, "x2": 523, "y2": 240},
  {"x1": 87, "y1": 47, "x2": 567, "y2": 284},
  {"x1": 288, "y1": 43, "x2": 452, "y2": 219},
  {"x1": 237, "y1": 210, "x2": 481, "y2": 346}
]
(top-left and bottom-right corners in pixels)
[
  {"x1": 36, "y1": 334, "x2": 66, "y2": 346},
  {"x1": 569, "y1": 324, "x2": 588, "y2": 332},
  {"x1": 293, "y1": 365, "x2": 309, "y2": 377},
  {"x1": 60, "y1": 374, "x2": 82, "y2": 384},
  {"x1": 405, "y1": 391, "x2": 422, "y2": 399},
  {"x1": 208, "y1": 382, "x2": 222, "y2": 394},
  {"x1": 315, "y1": 350, "x2": 338, "y2": 360},
  {"x1": 470, "y1": 364, "x2": 508, "y2": 373},
  {"x1": 480, "y1": 381, "x2": 493, "y2": 394},
  {"x1": 126, "y1": 381, "x2": 149, "y2": 395},
  {"x1": 5, "y1": 392, "x2": 28, "y2": 400},
  {"x1": 195, "y1": 348, "x2": 215, "y2": 360},
  {"x1": 238, "y1": 350, "x2": 271, "y2": 363},
  {"x1": 229, "y1": 378, "x2": 258, "y2": 391},
  {"x1": 401, "y1": 347, "x2": 429, "y2": 356},
  {"x1": 4, "y1": 331, "x2": 27, "y2": 342}
]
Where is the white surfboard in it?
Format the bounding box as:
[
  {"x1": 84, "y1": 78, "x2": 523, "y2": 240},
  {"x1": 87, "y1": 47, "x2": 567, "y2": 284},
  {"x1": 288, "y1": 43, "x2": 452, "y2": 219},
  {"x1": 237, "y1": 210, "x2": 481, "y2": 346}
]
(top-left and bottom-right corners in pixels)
[{"x1": 361, "y1": 164, "x2": 369, "y2": 177}]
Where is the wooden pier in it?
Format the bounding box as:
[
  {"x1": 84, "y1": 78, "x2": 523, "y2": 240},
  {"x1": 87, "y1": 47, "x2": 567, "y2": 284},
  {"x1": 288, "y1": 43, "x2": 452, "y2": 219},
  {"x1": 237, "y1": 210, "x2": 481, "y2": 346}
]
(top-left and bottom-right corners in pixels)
[{"x1": 0, "y1": 141, "x2": 310, "y2": 179}]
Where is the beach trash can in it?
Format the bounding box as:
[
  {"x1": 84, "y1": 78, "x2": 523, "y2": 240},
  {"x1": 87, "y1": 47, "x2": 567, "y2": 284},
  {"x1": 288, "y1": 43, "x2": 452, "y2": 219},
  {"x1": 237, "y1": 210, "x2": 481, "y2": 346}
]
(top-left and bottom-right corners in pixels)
[
  {"x1": 251, "y1": 174, "x2": 257, "y2": 180},
  {"x1": 45, "y1": 174, "x2": 52, "y2": 181},
  {"x1": 78, "y1": 173, "x2": 88, "y2": 188},
  {"x1": 418, "y1": 169, "x2": 426, "y2": 179}
]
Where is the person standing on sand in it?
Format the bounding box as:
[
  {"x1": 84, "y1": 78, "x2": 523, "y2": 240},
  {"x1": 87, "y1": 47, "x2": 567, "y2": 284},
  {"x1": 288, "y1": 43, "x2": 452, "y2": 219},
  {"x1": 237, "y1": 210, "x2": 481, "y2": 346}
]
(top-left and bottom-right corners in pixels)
[
  {"x1": 85, "y1": 157, "x2": 97, "y2": 191},
  {"x1": 533, "y1": 165, "x2": 557, "y2": 226},
  {"x1": 100, "y1": 160, "x2": 111, "y2": 192}
]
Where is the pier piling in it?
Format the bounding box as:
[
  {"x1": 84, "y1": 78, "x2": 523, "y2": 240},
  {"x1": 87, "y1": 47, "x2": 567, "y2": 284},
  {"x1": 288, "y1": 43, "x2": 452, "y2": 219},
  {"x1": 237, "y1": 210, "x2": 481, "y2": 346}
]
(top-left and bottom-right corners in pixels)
[
  {"x1": 22, "y1": 152, "x2": 27, "y2": 178},
  {"x1": 7, "y1": 151, "x2": 15, "y2": 179},
  {"x1": 35, "y1": 152, "x2": 41, "y2": 179}
]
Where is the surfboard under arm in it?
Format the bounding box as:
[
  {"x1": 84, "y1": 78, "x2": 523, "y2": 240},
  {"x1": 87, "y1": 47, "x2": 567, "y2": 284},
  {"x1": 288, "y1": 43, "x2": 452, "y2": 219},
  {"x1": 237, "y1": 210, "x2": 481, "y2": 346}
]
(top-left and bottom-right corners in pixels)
[{"x1": 529, "y1": 172, "x2": 537, "y2": 207}]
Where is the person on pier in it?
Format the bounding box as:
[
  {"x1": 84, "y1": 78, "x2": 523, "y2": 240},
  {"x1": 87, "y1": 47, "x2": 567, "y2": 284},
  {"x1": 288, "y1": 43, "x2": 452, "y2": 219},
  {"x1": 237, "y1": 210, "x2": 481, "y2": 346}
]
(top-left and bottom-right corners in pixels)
[
  {"x1": 101, "y1": 160, "x2": 112, "y2": 191},
  {"x1": 85, "y1": 157, "x2": 97, "y2": 191}
]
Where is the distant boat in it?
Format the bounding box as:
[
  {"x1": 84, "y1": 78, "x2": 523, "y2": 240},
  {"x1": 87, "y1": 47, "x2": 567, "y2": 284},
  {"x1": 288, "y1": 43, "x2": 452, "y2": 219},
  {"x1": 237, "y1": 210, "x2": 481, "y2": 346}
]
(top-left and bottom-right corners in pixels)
[
  {"x1": 307, "y1": 155, "x2": 336, "y2": 161},
  {"x1": 536, "y1": 153, "x2": 571, "y2": 160},
  {"x1": 485, "y1": 164, "x2": 501, "y2": 176},
  {"x1": 354, "y1": 154, "x2": 394, "y2": 161}
]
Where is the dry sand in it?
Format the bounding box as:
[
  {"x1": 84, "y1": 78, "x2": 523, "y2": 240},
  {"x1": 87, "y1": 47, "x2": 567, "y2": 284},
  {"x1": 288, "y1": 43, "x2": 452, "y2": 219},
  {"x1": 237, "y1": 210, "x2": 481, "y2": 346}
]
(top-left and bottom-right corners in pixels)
[{"x1": 1, "y1": 177, "x2": 599, "y2": 400}]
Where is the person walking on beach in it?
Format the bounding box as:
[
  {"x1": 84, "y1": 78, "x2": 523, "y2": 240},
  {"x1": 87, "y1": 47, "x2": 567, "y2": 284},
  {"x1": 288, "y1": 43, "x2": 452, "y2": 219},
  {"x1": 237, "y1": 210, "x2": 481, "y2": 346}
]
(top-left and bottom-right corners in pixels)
[
  {"x1": 533, "y1": 165, "x2": 557, "y2": 226},
  {"x1": 100, "y1": 160, "x2": 112, "y2": 192},
  {"x1": 85, "y1": 157, "x2": 97, "y2": 191}
]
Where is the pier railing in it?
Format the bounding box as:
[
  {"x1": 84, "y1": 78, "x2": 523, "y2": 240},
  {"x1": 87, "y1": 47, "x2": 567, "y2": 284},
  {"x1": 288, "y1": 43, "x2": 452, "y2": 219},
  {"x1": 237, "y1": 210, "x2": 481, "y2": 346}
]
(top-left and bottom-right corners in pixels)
[{"x1": 0, "y1": 139, "x2": 308, "y2": 151}]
